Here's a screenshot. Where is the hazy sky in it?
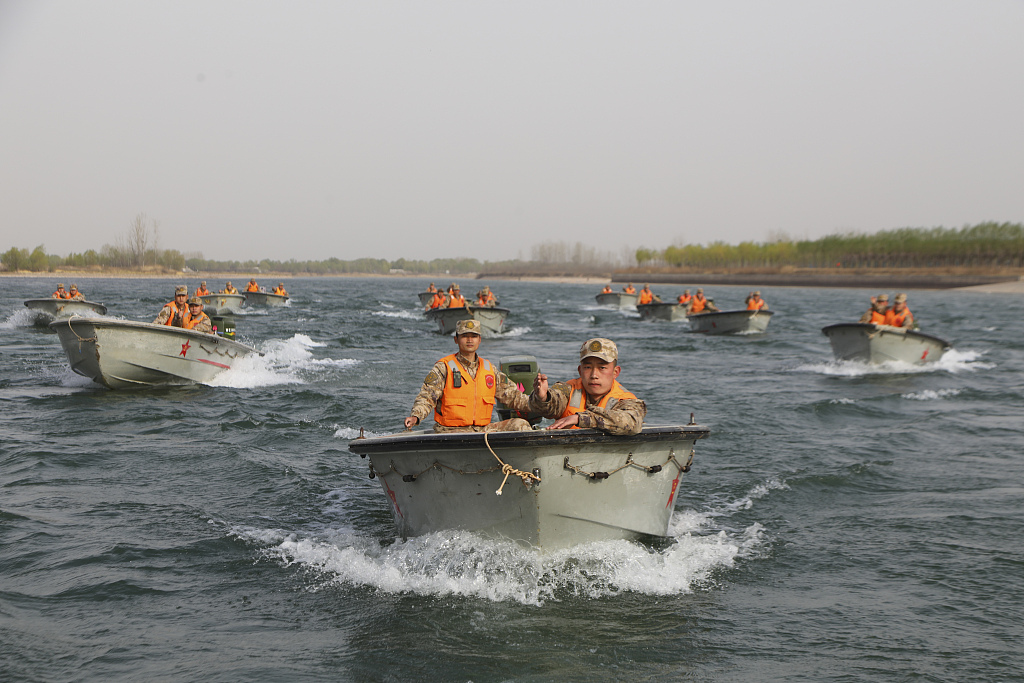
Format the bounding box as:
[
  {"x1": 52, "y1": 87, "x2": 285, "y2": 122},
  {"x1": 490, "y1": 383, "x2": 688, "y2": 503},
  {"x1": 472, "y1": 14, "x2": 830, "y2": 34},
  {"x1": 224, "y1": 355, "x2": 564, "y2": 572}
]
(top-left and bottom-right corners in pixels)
[{"x1": 1, "y1": 1, "x2": 1022, "y2": 263}]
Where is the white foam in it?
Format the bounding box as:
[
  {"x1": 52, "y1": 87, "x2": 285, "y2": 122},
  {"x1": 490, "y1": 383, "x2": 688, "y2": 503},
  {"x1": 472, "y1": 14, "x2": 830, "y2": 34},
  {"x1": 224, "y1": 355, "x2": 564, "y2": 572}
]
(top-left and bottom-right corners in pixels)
[
  {"x1": 799, "y1": 349, "x2": 993, "y2": 377},
  {"x1": 333, "y1": 426, "x2": 388, "y2": 439},
  {"x1": 829, "y1": 398, "x2": 857, "y2": 404},
  {"x1": 901, "y1": 388, "x2": 962, "y2": 401},
  {"x1": 372, "y1": 309, "x2": 421, "y2": 320},
  {"x1": 497, "y1": 326, "x2": 531, "y2": 338},
  {"x1": 1, "y1": 309, "x2": 38, "y2": 328},
  {"x1": 228, "y1": 479, "x2": 778, "y2": 605},
  {"x1": 207, "y1": 333, "x2": 357, "y2": 388}
]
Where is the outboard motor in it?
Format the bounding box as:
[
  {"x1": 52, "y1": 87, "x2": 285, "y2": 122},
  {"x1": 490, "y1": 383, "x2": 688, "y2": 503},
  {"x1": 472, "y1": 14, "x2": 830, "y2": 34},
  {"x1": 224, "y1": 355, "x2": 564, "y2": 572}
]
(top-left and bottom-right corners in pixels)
[
  {"x1": 211, "y1": 315, "x2": 236, "y2": 339},
  {"x1": 496, "y1": 354, "x2": 544, "y2": 426}
]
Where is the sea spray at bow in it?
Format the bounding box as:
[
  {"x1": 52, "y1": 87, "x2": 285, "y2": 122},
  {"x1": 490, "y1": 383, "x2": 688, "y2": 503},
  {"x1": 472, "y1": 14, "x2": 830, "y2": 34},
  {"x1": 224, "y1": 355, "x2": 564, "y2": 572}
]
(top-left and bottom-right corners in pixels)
[{"x1": 208, "y1": 333, "x2": 359, "y2": 388}]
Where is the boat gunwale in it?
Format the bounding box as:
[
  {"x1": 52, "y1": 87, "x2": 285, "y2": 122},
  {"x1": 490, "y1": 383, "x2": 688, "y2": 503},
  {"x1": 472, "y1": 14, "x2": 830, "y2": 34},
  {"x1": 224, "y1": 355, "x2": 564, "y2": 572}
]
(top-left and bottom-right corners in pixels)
[
  {"x1": 24, "y1": 298, "x2": 108, "y2": 314},
  {"x1": 349, "y1": 423, "x2": 710, "y2": 455},
  {"x1": 820, "y1": 322, "x2": 951, "y2": 348},
  {"x1": 48, "y1": 316, "x2": 261, "y2": 355},
  {"x1": 687, "y1": 308, "x2": 775, "y2": 320}
]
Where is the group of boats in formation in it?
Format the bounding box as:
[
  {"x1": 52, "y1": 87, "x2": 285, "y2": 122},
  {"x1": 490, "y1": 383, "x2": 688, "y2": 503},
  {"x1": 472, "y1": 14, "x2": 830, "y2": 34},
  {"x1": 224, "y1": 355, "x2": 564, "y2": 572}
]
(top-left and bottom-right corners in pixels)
[
  {"x1": 27, "y1": 281, "x2": 288, "y2": 389},
  {"x1": 595, "y1": 283, "x2": 952, "y2": 365},
  {"x1": 22, "y1": 277, "x2": 955, "y2": 554}
]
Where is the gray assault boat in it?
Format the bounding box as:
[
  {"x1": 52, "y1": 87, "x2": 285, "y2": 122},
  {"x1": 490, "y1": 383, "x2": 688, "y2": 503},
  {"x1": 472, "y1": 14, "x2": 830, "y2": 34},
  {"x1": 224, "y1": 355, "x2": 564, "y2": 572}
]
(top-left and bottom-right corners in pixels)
[
  {"x1": 595, "y1": 292, "x2": 638, "y2": 309},
  {"x1": 424, "y1": 305, "x2": 509, "y2": 335},
  {"x1": 637, "y1": 302, "x2": 688, "y2": 322},
  {"x1": 688, "y1": 309, "x2": 774, "y2": 334},
  {"x1": 821, "y1": 323, "x2": 951, "y2": 364},
  {"x1": 244, "y1": 291, "x2": 289, "y2": 307},
  {"x1": 24, "y1": 299, "x2": 107, "y2": 327},
  {"x1": 349, "y1": 422, "x2": 709, "y2": 551},
  {"x1": 199, "y1": 293, "x2": 246, "y2": 315},
  {"x1": 417, "y1": 291, "x2": 438, "y2": 306},
  {"x1": 49, "y1": 317, "x2": 260, "y2": 389}
]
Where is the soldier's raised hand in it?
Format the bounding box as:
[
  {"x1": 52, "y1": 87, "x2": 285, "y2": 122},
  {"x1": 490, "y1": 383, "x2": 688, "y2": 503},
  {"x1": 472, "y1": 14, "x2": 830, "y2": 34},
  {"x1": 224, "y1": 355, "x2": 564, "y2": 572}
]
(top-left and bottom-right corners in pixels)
[{"x1": 533, "y1": 373, "x2": 549, "y2": 401}]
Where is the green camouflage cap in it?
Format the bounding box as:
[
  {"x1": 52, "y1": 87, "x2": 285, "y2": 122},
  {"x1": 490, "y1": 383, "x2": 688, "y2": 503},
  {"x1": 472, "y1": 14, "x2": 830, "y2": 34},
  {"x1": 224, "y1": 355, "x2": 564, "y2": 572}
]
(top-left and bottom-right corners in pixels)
[
  {"x1": 894, "y1": 293, "x2": 907, "y2": 302},
  {"x1": 876, "y1": 293, "x2": 889, "y2": 302},
  {"x1": 57, "y1": 283, "x2": 65, "y2": 288},
  {"x1": 580, "y1": 337, "x2": 618, "y2": 363},
  {"x1": 455, "y1": 319, "x2": 482, "y2": 336},
  {"x1": 175, "y1": 285, "x2": 188, "y2": 295},
  {"x1": 187, "y1": 296, "x2": 202, "y2": 305}
]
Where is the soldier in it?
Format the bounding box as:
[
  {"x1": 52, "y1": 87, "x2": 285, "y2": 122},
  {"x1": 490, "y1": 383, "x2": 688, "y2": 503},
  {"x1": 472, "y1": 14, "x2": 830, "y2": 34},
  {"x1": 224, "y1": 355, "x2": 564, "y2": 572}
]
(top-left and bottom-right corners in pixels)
[
  {"x1": 686, "y1": 288, "x2": 718, "y2": 314},
  {"x1": 622, "y1": 283, "x2": 636, "y2": 294},
  {"x1": 154, "y1": 286, "x2": 191, "y2": 327},
  {"x1": 246, "y1": 278, "x2": 260, "y2": 293},
  {"x1": 746, "y1": 291, "x2": 768, "y2": 310},
  {"x1": 529, "y1": 338, "x2": 646, "y2": 435},
  {"x1": 638, "y1": 284, "x2": 654, "y2": 305},
  {"x1": 195, "y1": 281, "x2": 211, "y2": 296},
  {"x1": 184, "y1": 296, "x2": 214, "y2": 333},
  {"x1": 404, "y1": 319, "x2": 533, "y2": 433},
  {"x1": 447, "y1": 285, "x2": 466, "y2": 308},
  {"x1": 858, "y1": 293, "x2": 888, "y2": 324},
  {"x1": 475, "y1": 286, "x2": 497, "y2": 307},
  {"x1": 884, "y1": 293, "x2": 914, "y2": 329},
  {"x1": 272, "y1": 282, "x2": 288, "y2": 296},
  {"x1": 222, "y1": 281, "x2": 239, "y2": 294},
  {"x1": 51, "y1": 283, "x2": 69, "y2": 299},
  {"x1": 67, "y1": 284, "x2": 85, "y2": 301},
  {"x1": 677, "y1": 289, "x2": 692, "y2": 306}
]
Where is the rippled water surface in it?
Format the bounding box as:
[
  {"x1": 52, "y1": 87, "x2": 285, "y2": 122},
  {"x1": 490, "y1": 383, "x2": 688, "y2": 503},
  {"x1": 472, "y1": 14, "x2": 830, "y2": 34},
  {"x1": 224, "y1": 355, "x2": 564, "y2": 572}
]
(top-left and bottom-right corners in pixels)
[{"x1": 2, "y1": 276, "x2": 1022, "y2": 682}]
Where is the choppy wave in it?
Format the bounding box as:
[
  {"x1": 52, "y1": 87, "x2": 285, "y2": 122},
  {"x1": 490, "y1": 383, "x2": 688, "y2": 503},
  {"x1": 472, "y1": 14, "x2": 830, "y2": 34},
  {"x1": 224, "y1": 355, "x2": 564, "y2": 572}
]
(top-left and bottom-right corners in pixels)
[
  {"x1": 1, "y1": 309, "x2": 38, "y2": 328},
  {"x1": 208, "y1": 334, "x2": 357, "y2": 388},
  {"x1": 333, "y1": 426, "x2": 388, "y2": 439},
  {"x1": 901, "y1": 388, "x2": 962, "y2": 401},
  {"x1": 229, "y1": 481, "x2": 776, "y2": 605},
  {"x1": 372, "y1": 309, "x2": 421, "y2": 320},
  {"x1": 798, "y1": 348, "x2": 993, "y2": 377},
  {"x1": 497, "y1": 326, "x2": 531, "y2": 338}
]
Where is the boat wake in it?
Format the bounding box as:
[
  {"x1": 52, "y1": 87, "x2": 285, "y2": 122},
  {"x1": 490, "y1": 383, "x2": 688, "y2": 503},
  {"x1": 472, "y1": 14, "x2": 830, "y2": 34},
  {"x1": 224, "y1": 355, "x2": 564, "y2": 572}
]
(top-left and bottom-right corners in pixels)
[
  {"x1": 228, "y1": 482, "x2": 774, "y2": 605},
  {"x1": 495, "y1": 326, "x2": 531, "y2": 338},
  {"x1": 208, "y1": 333, "x2": 359, "y2": 388},
  {"x1": 798, "y1": 348, "x2": 993, "y2": 377},
  {"x1": 1, "y1": 309, "x2": 38, "y2": 328}
]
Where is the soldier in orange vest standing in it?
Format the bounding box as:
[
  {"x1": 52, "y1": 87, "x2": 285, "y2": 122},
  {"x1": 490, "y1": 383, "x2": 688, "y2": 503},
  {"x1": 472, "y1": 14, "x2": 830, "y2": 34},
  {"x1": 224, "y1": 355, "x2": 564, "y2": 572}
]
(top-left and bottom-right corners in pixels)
[
  {"x1": 404, "y1": 319, "x2": 533, "y2": 433},
  {"x1": 529, "y1": 338, "x2": 646, "y2": 435}
]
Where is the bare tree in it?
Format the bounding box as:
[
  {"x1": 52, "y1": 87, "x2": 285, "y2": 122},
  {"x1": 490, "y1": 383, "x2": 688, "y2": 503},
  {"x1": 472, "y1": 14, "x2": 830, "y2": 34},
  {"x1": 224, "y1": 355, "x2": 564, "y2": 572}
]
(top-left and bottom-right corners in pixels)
[{"x1": 127, "y1": 213, "x2": 151, "y2": 268}]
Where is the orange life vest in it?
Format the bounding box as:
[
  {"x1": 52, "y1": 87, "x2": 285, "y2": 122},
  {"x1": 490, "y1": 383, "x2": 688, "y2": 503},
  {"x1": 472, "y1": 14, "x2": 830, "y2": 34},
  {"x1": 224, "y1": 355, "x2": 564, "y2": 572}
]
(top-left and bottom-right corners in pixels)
[
  {"x1": 559, "y1": 378, "x2": 637, "y2": 428},
  {"x1": 184, "y1": 312, "x2": 210, "y2": 330},
  {"x1": 869, "y1": 310, "x2": 886, "y2": 324},
  {"x1": 246, "y1": 282, "x2": 259, "y2": 292},
  {"x1": 690, "y1": 295, "x2": 707, "y2": 314},
  {"x1": 196, "y1": 286, "x2": 211, "y2": 296},
  {"x1": 53, "y1": 290, "x2": 71, "y2": 299},
  {"x1": 747, "y1": 298, "x2": 766, "y2": 310},
  {"x1": 433, "y1": 354, "x2": 497, "y2": 427},
  {"x1": 429, "y1": 292, "x2": 446, "y2": 309},
  {"x1": 601, "y1": 286, "x2": 613, "y2": 293},
  {"x1": 273, "y1": 287, "x2": 286, "y2": 295},
  {"x1": 884, "y1": 307, "x2": 911, "y2": 327},
  {"x1": 162, "y1": 301, "x2": 192, "y2": 328},
  {"x1": 638, "y1": 290, "x2": 653, "y2": 305},
  {"x1": 224, "y1": 286, "x2": 238, "y2": 294},
  {"x1": 678, "y1": 294, "x2": 692, "y2": 305},
  {"x1": 448, "y1": 294, "x2": 466, "y2": 308},
  {"x1": 624, "y1": 286, "x2": 636, "y2": 294}
]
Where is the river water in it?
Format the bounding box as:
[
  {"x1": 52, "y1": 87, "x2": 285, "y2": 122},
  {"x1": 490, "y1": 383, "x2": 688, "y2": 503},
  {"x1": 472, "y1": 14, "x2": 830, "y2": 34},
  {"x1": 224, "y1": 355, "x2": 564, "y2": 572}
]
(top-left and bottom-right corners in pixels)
[{"x1": 1, "y1": 276, "x2": 1021, "y2": 682}]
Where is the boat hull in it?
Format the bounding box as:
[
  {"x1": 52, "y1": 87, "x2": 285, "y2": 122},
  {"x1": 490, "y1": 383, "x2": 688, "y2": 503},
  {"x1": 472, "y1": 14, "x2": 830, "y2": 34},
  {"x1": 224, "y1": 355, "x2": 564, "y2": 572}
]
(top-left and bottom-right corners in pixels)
[
  {"x1": 637, "y1": 302, "x2": 688, "y2": 321},
  {"x1": 48, "y1": 318, "x2": 259, "y2": 389},
  {"x1": 244, "y1": 291, "x2": 289, "y2": 307},
  {"x1": 349, "y1": 425, "x2": 709, "y2": 551},
  {"x1": 199, "y1": 293, "x2": 246, "y2": 315},
  {"x1": 688, "y1": 309, "x2": 774, "y2": 334},
  {"x1": 24, "y1": 299, "x2": 107, "y2": 327},
  {"x1": 425, "y1": 306, "x2": 509, "y2": 335},
  {"x1": 821, "y1": 323, "x2": 951, "y2": 364},
  {"x1": 595, "y1": 292, "x2": 638, "y2": 309},
  {"x1": 417, "y1": 292, "x2": 436, "y2": 306}
]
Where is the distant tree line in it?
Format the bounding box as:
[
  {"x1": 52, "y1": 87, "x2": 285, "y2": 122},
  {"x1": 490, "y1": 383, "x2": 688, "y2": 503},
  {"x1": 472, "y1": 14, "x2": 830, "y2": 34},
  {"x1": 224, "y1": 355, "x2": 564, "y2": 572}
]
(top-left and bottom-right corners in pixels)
[{"x1": 636, "y1": 223, "x2": 1024, "y2": 270}]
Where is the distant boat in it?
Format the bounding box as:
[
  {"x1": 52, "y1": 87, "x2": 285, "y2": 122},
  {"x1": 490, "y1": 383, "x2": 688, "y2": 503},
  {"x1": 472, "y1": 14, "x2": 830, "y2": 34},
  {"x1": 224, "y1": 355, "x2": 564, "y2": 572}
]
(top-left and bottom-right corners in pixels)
[
  {"x1": 49, "y1": 318, "x2": 260, "y2": 389},
  {"x1": 822, "y1": 323, "x2": 951, "y2": 364},
  {"x1": 199, "y1": 293, "x2": 246, "y2": 315},
  {"x1": 595, "y1": 292, "x2": 638, "y2": 309},
  {"x1": 23, "y1": 299, "x2": 107, "y2": 327},
  {"x1": 244, "y1": 291, "x2": 289, "y2": 307},
  {"x1": 637, "y1": 302, "x2": 688, "y2": 321},
  {"x1": 424, "y1": 305, "x2": 509, "y2": 335},
  {"x1": 417, "y1": 291, "x2": 437, "y2": 306},
  {"x1": 348, "y1": 422, "x2": 710, "y2": 551},
  {"x1": 688, "y1": 309, "x2": 774, "y2": 334}
]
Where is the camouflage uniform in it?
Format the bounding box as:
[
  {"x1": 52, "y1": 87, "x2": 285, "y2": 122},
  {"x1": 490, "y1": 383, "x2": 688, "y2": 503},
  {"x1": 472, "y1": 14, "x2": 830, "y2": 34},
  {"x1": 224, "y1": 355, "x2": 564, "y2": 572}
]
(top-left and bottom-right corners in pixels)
[
  {"x1": 154, "y1": 286, "x2": 189, "y2": 326},
  {"x1": 409, "y1": 351, "x2": 533, "y2": 433},
  {"x1": 528, "y1": 384, "x2": 646, "y2": 435},
  {"x1": 67, "y1": 285, "x2": 85, "y2": 301},
  {"x1": 527, "y1": 337, "x2": 647, "y2": 435}
]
